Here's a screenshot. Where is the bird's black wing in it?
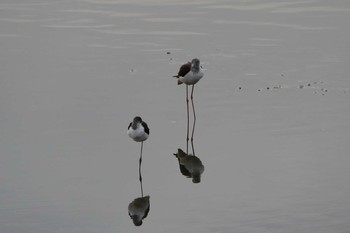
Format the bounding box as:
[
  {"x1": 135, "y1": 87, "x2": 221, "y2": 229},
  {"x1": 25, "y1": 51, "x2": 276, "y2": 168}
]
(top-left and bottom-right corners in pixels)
[
  {"x1": 173, "y1": 152, "x2": 192, "y2": 178},
  {"x1": 141, "y1": 121, "x2": 150, "y2": 135},
  {"x1": 128, "y1": 122, "x2": 132, "y2": 130},
  {"x1": 179, "y1": 163, "x2": 191, "y2": 178},
  {"x1": 176, "y1": 62, "x2": 191, "y2": 77}
]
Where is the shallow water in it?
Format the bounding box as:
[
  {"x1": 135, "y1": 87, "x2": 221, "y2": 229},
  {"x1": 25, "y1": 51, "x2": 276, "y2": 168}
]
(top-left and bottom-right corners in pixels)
[{"x1": 1, "y1": 0, "x2": 350, "y2": 232}]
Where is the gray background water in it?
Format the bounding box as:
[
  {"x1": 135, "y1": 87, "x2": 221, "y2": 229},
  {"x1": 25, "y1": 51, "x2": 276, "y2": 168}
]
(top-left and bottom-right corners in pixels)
[{"x1": 1, "y1": 0, "x2": 350, "y2": 232}]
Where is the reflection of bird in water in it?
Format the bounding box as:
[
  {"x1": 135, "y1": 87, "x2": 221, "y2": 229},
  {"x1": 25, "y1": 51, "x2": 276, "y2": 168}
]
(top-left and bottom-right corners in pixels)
[
  {"x1": 173, "y1": 148, "x2": 204, "y2": 183},
  {"x1": 173, "y1": 58, "x2": 204, "y2": 154},
  {"x1": 128, "y1": 116, "x2": 150, "y2": 197},
  {"x1": 128, "y1": 196, "x2": 150, "y2": 226}
]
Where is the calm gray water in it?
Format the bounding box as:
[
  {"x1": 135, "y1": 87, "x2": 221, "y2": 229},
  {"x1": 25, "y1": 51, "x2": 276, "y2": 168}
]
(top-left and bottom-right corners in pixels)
[{"x1": 1, "y1": 0, "x2": 350, "y2": 232}]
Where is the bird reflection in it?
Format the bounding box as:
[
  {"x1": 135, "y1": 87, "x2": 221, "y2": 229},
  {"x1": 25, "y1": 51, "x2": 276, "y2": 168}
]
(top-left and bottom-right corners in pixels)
[
  {"x1": 127, "y1": 153, "x2": 151, "y2": 226},
  {"x1": 173, "y1": 148, "x2": 204, "y2": 183},
  {"x1": 128, "y1": 196, "x2": 150, "y2": 226}
]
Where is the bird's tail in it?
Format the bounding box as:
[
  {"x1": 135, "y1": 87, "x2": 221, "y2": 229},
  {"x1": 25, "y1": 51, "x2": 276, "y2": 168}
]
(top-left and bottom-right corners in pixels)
[{"x1": 172, "y1": 75, "x2": 183, "y2": 85}]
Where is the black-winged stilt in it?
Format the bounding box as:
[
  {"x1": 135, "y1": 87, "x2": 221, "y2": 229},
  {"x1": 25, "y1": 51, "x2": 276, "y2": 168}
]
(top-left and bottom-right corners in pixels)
[
  {"x1": 128, "y1": 116, "x2": 150, "y2": 197},
  {"x1": 173, "y1": 58, "x2": 204, "y2": 153}
]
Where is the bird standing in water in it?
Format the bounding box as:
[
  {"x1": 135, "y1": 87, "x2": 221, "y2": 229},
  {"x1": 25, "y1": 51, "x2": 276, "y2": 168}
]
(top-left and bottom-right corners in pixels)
[
  {"x1": 173, "y1": 58, "x2": 204, "y2": 153},
  {"x1": 128, "y1": 116, "x2": 150, "y2": 197}
]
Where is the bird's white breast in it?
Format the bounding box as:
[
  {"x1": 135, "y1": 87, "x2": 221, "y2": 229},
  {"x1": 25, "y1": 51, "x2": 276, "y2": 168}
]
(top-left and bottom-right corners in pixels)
[
  {"x1": 180, "y1": 70, "x2": 204, "y2": 85},
  {"x1": 127, "y1": 126, "x2": 148, "y2": 142}
]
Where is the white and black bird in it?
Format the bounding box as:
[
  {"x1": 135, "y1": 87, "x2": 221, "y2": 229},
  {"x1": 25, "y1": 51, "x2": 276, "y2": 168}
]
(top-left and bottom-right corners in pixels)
[
  {"x1": 128, "y1": 116, "x2": 150, "y2": 196},
  {"x1": 128, "y1": 196, "x2": 150, "y2": 226},
  {"x1": 173, "y1": 58, "x2": 204, "y2": 86},
  {"x1": 173, "y1": 58, "x2": 204, "y2": 153},
  {"x1": 127, "y1": 116, "x2": 149, "y2": 142}
]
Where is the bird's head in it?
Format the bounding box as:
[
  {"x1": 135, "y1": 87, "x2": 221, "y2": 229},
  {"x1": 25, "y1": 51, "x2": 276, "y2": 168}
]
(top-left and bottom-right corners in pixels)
[
  {"x1": 133, "y1": 116, "x2": 142, "y2": 123},
  {"x1": 131, "y1": 215, "x2": 143, "y2": 226},
  {"x1": 192, "y1": 173, "x2": 201, "y2": 183},
  {"x1": 191, "y1": 58, "x2": 201, "y2": 71}
]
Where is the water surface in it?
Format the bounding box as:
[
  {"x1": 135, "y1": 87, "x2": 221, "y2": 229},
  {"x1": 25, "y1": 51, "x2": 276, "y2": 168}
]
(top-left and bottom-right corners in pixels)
[{"x1": 1, "y1": 0, "x2": 350, "y2": 232}]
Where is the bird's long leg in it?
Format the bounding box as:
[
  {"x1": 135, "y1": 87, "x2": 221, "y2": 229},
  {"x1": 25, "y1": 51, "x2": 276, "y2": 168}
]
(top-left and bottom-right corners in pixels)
[
  {"x1": 139, "y1": 141, "x2": 144, "y2": 197},
  {"x1": 191, "y1": 138, "x2": 195, "y2": 156},
  {"x1": 190, "y1": 84, "x2": 196, "y2": 155},
  {"x1": 186, "y1": 85, "x2": 189, "y2": 154}
]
